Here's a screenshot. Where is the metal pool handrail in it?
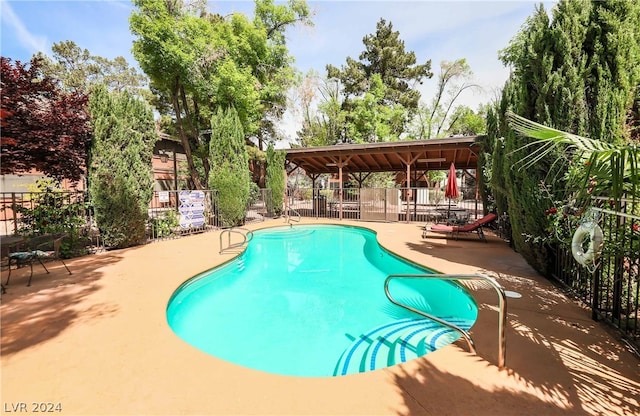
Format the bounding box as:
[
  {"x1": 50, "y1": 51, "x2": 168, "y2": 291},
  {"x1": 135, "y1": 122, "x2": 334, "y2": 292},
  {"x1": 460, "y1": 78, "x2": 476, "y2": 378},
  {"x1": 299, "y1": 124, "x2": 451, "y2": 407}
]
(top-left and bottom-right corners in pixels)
[
  {"x1": 219, "y1": 227, "x2": 254, "y2": 254},
  {"x1": 286, "y1": 207, "x2": 301, "y2": 226},
  {"x1": 384, "y1": 273, "x2": 507, "y2": 369}
]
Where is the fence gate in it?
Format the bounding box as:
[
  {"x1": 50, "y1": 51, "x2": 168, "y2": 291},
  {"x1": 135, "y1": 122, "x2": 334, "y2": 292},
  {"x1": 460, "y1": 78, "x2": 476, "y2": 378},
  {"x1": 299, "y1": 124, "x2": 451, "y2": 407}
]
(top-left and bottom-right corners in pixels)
[{"x1": 361, "y1": 188, "x2": 399, "y2": 221}]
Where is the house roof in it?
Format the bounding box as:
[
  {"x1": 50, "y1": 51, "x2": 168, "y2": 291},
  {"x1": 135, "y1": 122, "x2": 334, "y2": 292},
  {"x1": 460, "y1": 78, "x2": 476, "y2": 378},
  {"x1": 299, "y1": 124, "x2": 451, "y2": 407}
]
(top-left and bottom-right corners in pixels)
[{"x1": 284, "y1": 135, "x2": 484, "y2": 175}]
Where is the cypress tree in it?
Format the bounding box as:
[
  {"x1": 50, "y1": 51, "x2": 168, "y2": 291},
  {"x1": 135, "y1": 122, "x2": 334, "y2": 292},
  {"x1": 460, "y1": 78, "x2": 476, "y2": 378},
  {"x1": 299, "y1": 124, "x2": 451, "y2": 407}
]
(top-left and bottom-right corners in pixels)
[
  {"x1": 208, "y1": 107, "x2": 250, "y2": 226},
  {"x1": 584, "y1": 0, "x2": 640, "y2": 144},
  {"x1": 546, "y1": 0, "x2": 591, "y2": 134},
  {"x1": 488, "y1": 0, "x2": 640, "y2": 275},
  {"x1": 493, "y1": 5, "x2": 559, "y2": 273},
  {"x1": 88, "y1": 85, "x2": 157, "y2": 249}
]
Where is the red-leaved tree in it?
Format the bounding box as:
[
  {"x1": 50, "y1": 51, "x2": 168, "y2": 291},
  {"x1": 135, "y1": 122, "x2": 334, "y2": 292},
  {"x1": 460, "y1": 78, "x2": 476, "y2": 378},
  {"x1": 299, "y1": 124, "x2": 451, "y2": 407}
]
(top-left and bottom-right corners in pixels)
[{"x1": 1, "y1": 56, "x2": 91, "y2": 183}]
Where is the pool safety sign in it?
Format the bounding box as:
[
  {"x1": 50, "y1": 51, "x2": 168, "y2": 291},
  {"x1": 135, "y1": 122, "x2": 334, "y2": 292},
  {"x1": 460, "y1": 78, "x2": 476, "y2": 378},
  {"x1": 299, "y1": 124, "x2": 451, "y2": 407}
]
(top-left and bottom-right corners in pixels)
[{"x1": 178, "y1": 190, "x2": 206, "y2": 228}]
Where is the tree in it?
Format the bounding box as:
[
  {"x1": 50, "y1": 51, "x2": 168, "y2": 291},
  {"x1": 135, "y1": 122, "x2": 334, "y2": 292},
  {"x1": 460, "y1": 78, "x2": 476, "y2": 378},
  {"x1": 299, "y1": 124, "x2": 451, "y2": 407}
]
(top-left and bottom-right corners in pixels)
[
  {"x1": 486, "y1": 0, "x2": 640, "y2": 275},
  {"x1": 0, "y1": 56, "x2": 91, "y2": 183},
  {"x1": 583, "y1": 0, "x2": 640, "y2": 144},
  {"x1": 251, "y1": 0, "x2": 313, "y2": 150},
  {"x1": 327, "y1": 19, "x2": 432, "y2": 111},
  {"x1": 265, "y1": 144, "x2": 285, "y2": 216},
  {"x1": 326, "y1": 18, "x2": 432, "y2": 139},
  {"x1": 88, "y1": 85, "x2": 158, "y2": 248},
  {"x1": 446, "y1": 105, "x2": 487, "y2": 136},
  {"x1": 36, "y1": 41, "x2": 148, "y2": 94},
  {"x1": 491, "y1": 3, "x2": 586, "y2": 274},
  {"x1": 294, "y1": 72, "x2": 345, "y2": 146},
  {"x1": 345, "y1": 74, "x2": 407, "y2": 143},
  {"x1": 130, "y1": 0, "x2": 311, "y2": 188},
  {"x1": 411, "y1": 59, "x2": 480, "y2": 139},
  {"x1": 208, "y1": 107, "x2": 250, "y2": 226},
  {"x1": 130, "y1": 0, "x2": 214, "y2": 189}
]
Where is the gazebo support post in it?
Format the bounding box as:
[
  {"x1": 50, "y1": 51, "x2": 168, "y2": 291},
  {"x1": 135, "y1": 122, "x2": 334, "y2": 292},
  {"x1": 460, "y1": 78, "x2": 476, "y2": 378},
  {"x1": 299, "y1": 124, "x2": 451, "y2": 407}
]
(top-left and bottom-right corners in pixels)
[
  {"x1": 406, "y1": 162, "x2": 410, "y2": 223},
  {"x1": 402, "y1": 154, "x2": 421, "y2": 223}
]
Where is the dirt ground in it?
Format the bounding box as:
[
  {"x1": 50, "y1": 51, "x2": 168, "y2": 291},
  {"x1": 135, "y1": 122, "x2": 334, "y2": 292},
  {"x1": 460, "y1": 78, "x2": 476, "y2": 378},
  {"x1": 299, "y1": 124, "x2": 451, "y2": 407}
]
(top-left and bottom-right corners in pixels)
[{"x1": 1, "y1": 218, "x2": 639, "y2": 415}]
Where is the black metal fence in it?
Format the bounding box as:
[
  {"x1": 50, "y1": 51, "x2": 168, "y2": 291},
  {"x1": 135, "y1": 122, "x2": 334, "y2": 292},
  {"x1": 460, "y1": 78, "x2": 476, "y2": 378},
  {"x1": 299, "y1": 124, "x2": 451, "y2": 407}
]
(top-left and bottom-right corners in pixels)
[
  {"x1": 552, "y1": 198, "x2": 639, "y2": 351},
  {"x1": 279, "y1": 185, "x2": 484, "y2": 222},
  {"x1": 246, "y1": 188, "x2": 277, "y2": 223},
  {"x1": 0, "y1": 190, "x2": 222, "y2": 247},
  {"x1": 0, "y1": 191, "x2": 101, "y2": 257},
  {"x1": 0, "y1": 191, "x2": 91, "y2": 236},
  {"x1": 148, "y1": 190, "x2": 220, "y2": 240}
]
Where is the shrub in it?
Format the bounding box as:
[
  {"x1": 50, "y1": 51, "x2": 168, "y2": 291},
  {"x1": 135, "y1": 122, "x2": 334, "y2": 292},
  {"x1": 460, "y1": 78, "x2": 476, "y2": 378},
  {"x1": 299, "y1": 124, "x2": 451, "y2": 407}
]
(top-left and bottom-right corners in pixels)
[
  {"x1": 14, "y1": 179, "x2": 90, "y2": 257},
  {"x1": 15, "y1": 179, "x2": 86, "y2": 236},
  {"x1": 208, "y1": 107, "x2": 250, "y2": 226},
  {"x1": 88, "y1": 85, "x2": 157, "y2": 248},
  {"x1": 150, "y1": 210, "x2": 179, "y2": 239}
]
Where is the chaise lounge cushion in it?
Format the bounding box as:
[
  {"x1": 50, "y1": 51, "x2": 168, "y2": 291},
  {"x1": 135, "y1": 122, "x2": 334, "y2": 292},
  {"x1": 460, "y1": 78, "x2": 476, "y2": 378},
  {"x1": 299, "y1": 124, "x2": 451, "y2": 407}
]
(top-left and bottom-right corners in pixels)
[{"x1": 424, "y1": 213, "x2": 498, "y2": 241}]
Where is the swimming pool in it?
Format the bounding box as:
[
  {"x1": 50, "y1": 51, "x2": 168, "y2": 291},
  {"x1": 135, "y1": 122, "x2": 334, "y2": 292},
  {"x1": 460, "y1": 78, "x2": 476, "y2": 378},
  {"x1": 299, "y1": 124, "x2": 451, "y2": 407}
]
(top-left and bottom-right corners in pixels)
[{"x1": 167, "y1": 224, "x2": 478, "y2": 377}]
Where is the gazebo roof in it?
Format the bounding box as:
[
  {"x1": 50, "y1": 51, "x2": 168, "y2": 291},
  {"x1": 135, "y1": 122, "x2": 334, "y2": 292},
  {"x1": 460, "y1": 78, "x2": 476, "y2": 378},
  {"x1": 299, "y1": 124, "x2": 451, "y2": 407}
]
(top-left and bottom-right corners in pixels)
[{"x1": 284, "y1": 136, "x2": 484, "y2": 175}]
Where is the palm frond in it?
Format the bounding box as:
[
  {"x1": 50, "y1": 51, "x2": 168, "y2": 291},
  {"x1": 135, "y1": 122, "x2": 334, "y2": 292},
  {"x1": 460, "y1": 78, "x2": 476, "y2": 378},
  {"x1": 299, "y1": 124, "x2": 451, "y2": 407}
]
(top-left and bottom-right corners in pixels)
[
  {"x1": 512, "y1": 138, "x2": 560, "y2": 171},
  {"x1": 507, "y1": 111, "x2": 614, "y2": 153},
  {"x1": 506, "y1": 111, "x2": 639, "y2": 201}
]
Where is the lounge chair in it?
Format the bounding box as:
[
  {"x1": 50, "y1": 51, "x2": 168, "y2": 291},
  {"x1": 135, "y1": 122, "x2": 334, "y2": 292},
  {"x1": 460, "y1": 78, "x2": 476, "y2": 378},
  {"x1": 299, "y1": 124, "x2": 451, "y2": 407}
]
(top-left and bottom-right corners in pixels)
[
  {"x1": 6, "y1": 233, "x2": 72, "y2": 286},
  {"x1": 422, "y1": 213, "x2": 498, "y2": 242}
]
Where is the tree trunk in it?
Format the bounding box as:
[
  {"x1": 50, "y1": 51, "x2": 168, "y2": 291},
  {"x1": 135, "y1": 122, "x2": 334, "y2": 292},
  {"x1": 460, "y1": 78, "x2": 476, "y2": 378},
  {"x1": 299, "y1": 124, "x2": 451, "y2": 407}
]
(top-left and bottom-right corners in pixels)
[
  {"x1": 190, "y1": 96, "x2": 211, "y2": 182},
  {"x1": 171, "y1": 81, "x2": 202, "y2": 189}
]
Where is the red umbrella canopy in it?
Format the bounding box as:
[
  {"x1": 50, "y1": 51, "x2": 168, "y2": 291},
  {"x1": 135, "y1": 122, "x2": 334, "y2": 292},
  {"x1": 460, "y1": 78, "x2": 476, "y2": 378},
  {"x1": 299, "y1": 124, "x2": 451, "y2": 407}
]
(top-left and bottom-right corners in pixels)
[{"x1": 445, "y1": 162, "x2": 459, "y2": 199}]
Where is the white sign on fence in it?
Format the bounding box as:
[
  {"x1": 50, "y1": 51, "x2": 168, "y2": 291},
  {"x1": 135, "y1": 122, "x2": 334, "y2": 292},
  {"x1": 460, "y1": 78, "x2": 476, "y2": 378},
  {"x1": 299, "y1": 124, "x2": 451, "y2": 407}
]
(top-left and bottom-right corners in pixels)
[
  {"x1": 158, "y1": 191, "x2": 169, "y2": 203},
  {"x1": 178, "y1": 190, "x2": 206, "y2": 228}
]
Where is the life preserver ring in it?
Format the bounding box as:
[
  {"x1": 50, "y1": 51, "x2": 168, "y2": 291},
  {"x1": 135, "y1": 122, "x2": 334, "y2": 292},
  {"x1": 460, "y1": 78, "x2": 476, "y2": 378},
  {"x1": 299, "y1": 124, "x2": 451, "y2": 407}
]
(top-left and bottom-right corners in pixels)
[{"x1": 571, "y1": 223, "x2": 604, "y2": 266}]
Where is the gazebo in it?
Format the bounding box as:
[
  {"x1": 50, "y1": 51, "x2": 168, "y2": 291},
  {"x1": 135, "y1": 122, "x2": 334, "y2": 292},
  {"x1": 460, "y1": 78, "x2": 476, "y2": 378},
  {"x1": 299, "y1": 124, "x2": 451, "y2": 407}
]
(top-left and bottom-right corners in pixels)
[{"x1": 284, "y1": 136, "x2": 484, "y2": 220}]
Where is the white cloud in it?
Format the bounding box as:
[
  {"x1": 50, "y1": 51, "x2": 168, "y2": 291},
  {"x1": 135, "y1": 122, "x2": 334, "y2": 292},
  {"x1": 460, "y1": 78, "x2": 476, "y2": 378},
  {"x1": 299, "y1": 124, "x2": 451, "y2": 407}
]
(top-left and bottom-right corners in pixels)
[{"x1": 1, "y1": 0, "x2": 48, "y2": 57}]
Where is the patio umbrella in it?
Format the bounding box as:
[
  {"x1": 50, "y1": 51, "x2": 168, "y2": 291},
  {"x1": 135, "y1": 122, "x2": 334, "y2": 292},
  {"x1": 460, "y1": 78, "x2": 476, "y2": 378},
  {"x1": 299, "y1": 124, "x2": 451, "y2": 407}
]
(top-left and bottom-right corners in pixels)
[{"x1": 445, "y1": 162, "x2": 459, "y2": 217}]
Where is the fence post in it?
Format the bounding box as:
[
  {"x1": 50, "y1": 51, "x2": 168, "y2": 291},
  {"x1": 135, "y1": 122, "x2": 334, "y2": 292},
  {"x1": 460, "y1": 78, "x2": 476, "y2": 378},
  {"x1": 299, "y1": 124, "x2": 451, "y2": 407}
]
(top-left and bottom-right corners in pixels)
[
  {"x1": 612, "y1": 213, "x2": 625, "y2": 321},
  {"x1": 11, "y1": 192, "x2": 18, "y2": 235},
  {"x1": 592, "y1": 265, "x2": 601, "y2": 321}
]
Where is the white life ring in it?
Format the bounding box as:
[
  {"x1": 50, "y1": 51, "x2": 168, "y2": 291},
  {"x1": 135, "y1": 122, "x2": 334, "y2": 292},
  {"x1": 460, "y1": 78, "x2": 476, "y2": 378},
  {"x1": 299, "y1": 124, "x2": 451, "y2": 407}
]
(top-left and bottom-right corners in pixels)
[{"x1": 571, "y1": 223, "x2": 604, "y2": 266}]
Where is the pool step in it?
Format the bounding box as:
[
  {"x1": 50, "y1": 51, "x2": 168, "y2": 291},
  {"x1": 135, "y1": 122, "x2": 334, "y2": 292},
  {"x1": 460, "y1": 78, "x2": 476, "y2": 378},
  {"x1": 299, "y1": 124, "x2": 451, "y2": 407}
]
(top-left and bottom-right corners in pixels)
[
  {"x1": 259, "y1": 228, "x2": 315, "y2": 239},
  {"x1": 236, "y1": 257, "x2": 246, "y2": 271},
  {"x1": 334, "y1": 317, "x2": 473, "y2": 376}
]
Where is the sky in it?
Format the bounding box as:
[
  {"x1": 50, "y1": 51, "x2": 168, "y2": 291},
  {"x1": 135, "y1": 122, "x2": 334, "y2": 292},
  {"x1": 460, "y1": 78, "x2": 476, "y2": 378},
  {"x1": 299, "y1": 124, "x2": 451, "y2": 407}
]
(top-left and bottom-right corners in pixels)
[{"x1": 1, "y1": 0, "x2": 557, "y2": 144}]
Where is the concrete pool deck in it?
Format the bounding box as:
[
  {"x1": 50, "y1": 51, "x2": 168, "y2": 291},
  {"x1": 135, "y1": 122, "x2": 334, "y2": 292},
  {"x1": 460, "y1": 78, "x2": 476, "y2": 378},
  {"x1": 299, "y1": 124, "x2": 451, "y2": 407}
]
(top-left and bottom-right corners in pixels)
[{"x1": 1, "y1": 218, "x2": 639, "y2": 415}]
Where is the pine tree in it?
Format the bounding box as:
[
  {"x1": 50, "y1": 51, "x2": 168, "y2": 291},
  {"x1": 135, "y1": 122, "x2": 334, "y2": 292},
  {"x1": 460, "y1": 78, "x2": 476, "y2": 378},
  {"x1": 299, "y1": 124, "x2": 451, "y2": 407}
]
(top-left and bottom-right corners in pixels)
[{"x1": 326, "y1": 18, "x2": 432, "y2": 140}]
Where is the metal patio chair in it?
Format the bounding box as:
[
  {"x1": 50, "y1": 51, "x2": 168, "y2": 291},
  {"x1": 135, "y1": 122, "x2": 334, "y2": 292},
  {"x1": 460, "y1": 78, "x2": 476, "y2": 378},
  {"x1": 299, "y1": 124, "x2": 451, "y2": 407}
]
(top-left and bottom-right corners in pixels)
[{"x1": 6, "y1": 233, "x2": 72, "y2": 286}]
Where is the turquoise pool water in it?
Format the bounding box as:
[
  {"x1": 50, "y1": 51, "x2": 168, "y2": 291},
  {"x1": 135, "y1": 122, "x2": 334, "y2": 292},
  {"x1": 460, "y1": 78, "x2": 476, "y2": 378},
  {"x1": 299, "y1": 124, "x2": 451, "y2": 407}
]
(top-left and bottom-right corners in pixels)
[{"x1": 166, "y1": 224, "x2": 478, "y2": 377}]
